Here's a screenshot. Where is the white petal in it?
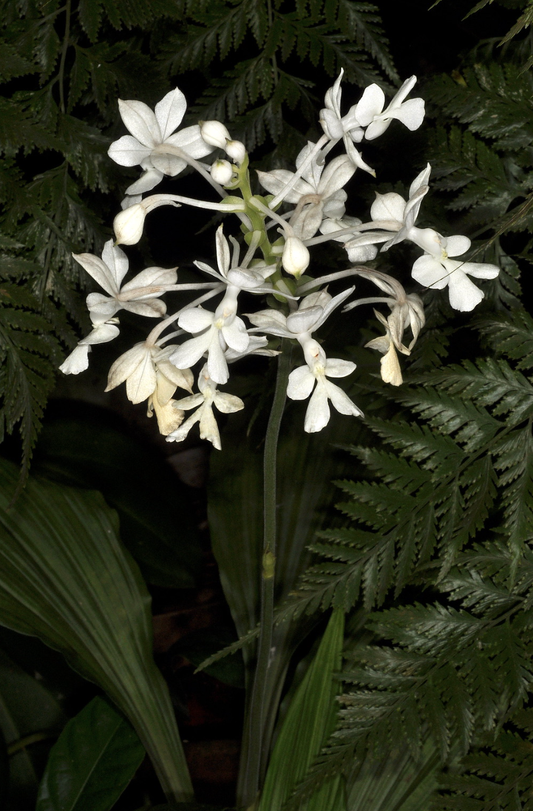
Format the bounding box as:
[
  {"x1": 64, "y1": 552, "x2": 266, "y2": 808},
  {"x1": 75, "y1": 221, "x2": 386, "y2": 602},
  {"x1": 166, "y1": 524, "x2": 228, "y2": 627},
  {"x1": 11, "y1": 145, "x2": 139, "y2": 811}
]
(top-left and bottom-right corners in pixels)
[
  {"x1": 325, "y1": 380, "x2": 364, "y2": 417},
  {"x1": 207, "y1": 336, "x2": 230, "y2": 385},
  {"x1": 214, "y1": 391, "x2": 245, "y2": 414},
  {"x1": 304, "y1": 385, "x2": 330, "y2": 432},
  {"x1": 409, "y1": 163, "x2": 431, "y2": 198},
  {"x1": 463, "y1": 261, "x2": 500, "y2": 280},
  {"x1": 165, "y1": 126, "x2": 213, "y2": 159},
  {"x1": 123, "y1": 299, "x2": 167, "y2": 318},
  {"x1": 355, "y1": 83, "x2": 385, "y2": 126},
  {"x1": 370, "y1": 192, "x2": 406, "y2": 223},
  {"x1": 59, "y1": 344, "x2": 90, "y2": 375},
  {"x1": 287, "y1": 365, "x2": 315, "y2": 400},
  {"x1": 387, "y1": 97, "x2": 425, "y2": 131},
  {"x1": 198, "y1": 406, "x2": 222, "y2": 450},
  {"x1": 179, "y1": 307, "x2": 214, "y2": 333},
  {"x1": 286, "y1": 305, "x2": 323, "y2": 334},
  {"x1": 325, "y1": 358, "x2": 356, "y2": 378},
  {"x1": 86, "y1": 293, "x2": 120, "y2": 323},
  {"x1": 102, "y1": 240, "x2": 129, "y2": 288},
  {"x1": 150, "y1": 152, "x2": 187, "y2": 177},
  {"x1": 222, "y1": 318, "x2": 249, "y2": 353},
  {"x1": 412, "y1": 255, "x2": 449, "y2": 290},
  {"x1": 125, "y1": 350, "x2": 157, "y2": 403},
  {"x1": 81, "y1": 322, "x2": 120, "y2": 345},
  {"x1": 154, "y1": 88, "x2": 186, "y2": 140},
  {"x1": 447, "y1": 271, "x2": 484, "y2": 312},
  {"x1": 108, "y1": 135, "x2": 151, "y2": 167},
  {"x1": 247, "y1": 309, "x2": 289, "y2": 336},
  {"x1": 445, "y1": 234, "x2": 471, "y2": 257},
  {"x1": 170, "y1": 331, "x2": 213, "y2": 369},
  {"x1": 105, "y1": 343, "x2": 149, "y2": 392},
  {"x1": 167, "y1": 410, "x2": 202, "y2": 443},
  {"x1": 118, "y1": 99, "x2": 160, "y2": 147},
  {"x1": 215, "y1": 226, "x2": 231, "y2": 277},
  {"x1": 73, "y1": 252, "x2": 116, "y2": 295},
  {"x1": 121, "y1": 266, "x2": 177, "y2": 295}
]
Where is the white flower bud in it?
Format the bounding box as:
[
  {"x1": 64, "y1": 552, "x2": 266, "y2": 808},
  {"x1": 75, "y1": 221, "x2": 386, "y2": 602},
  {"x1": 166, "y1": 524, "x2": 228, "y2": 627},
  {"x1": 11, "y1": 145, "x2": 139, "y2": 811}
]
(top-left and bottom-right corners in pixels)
[
  {"x1": 282, "y1": 236, "x2": 310, "y2": 278},
  {"x1": 225, "y1": 139, "x2": 246, "y2": 164},
  {"x1": 211, "y1": 159, "x2": 234, "y2": 185},
  {"x1": 200, "y1": 120, "x2": 231, "y2": 149},
  {"x1": 113, "y1": 204, "x2": 146, "y2": 245}
]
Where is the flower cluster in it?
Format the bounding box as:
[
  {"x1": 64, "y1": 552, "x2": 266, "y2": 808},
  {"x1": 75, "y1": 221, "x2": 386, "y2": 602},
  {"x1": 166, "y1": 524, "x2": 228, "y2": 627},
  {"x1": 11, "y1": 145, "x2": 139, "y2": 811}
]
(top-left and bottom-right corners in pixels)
[{"x1": 60, "y1": 75, "x2": 499, "y2": 447}]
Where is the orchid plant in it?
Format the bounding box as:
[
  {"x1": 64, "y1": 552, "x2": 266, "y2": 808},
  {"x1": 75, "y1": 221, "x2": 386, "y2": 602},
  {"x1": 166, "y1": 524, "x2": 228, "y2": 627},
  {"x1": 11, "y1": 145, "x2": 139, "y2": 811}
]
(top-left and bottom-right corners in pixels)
[{"x1": 59, "y1": 72, "x2": 500, "y2": 809}]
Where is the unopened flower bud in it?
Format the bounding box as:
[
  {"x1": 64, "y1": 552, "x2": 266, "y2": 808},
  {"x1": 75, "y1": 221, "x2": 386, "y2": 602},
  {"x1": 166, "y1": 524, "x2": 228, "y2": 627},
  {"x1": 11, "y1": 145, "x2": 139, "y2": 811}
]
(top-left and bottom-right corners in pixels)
[
  {"x1": 211, "y1": 159, "x2": 234, "y2": 185},
  {"x1": 282, "y1": 236, "x2": 310, "y2": 278},
  {"x1": 113, "y1": 204, "x2": 146, "y2": 245},
  {"x1": 225, "y1": 139, "x2": 246, "y2": 164},
  {"x1": 200, "y1": 120, "x2": 231, "y2": 149}
]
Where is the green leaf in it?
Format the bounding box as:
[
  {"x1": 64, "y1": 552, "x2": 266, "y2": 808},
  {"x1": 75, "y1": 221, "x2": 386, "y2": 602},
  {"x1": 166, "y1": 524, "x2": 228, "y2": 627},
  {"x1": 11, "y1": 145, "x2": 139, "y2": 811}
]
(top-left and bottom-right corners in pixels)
[
  {"x1": 36, "y1": 696, "x2": 145, "y2": 811},
  {"x1": 0, "y1": 457, "x2": 193, "y2": 805},
  {"x1": 0, "y1": 646, "x2": 66, "y2": 809},
  {"x1": 258, "y1": 609, "x2": 345, "y2": 811}
]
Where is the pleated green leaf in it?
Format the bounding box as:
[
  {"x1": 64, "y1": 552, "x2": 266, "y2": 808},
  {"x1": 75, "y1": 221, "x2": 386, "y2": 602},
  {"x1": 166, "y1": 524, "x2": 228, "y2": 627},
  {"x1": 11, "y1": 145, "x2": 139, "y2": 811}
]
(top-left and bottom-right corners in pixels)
[
  {"x1": 258, "y1": 608, "x2": 345, "y2": 811},
  {"x1": 37, "y1": 695, "x2": 145, "y2": 811},
  {"x1": 0, "y1": 457, "x2": 193, "y2": 806},
  {"x1": 346, "y1": 740, "x2": 440, "y2": 811}
]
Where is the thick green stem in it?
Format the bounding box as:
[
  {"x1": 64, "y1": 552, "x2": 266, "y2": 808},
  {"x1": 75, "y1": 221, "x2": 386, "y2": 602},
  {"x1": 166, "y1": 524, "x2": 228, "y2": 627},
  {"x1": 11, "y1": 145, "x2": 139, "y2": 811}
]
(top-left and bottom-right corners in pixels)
[{"x1": 238, "y1": 343, "x2": 292, "y2": 809}]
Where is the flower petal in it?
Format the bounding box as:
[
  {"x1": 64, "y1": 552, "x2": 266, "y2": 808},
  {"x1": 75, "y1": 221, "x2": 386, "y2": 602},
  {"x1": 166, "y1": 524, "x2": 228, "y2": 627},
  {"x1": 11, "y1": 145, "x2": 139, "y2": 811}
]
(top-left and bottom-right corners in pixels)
[
  {"x1": 154, "y1": 88, "x2": 186, "y2": 140},
  {"x1": 304, "y1": 384, "x2": 330, "y2": 432},
  {"x1": 118, "y1": 99, "x2": 160, "y2": 147},
  {"x1": 108, "y1": 135, "x2": 151, "y2": 167},
  {"x1": 287, "y1": 365, "x2": 315, "y2": 400}
]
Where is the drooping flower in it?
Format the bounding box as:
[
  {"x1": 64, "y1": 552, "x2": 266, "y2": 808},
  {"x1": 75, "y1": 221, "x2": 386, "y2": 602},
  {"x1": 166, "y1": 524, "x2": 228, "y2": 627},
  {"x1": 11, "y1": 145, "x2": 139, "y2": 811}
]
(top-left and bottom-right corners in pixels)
[
  {"x1": 166, "y1": 364, "x2": 244, "y2": 450},
  {"x1": 105, "y1": 343, "x2": 193, "y2": 405},
  {"x1": 74, "y1": 239, "x2": 176, "y2": 323},
  {"x1": 59, "y1": 320, "x2": 120, "y2": 375},
  {"x1": 108, "y1": 88, "x2": 213, "y2": 195}
]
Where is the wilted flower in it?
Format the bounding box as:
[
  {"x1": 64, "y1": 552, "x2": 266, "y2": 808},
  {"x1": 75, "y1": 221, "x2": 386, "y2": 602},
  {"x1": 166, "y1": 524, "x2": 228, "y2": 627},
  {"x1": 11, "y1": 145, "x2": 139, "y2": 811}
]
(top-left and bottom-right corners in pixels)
[{"x1": 166, "y1": 365, "x2": 244, "y2": 450}]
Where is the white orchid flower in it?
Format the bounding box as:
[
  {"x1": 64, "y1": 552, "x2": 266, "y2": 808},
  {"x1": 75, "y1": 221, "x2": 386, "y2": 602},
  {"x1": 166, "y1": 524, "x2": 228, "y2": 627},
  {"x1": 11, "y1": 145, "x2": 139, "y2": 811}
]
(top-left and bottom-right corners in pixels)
[
  {"x1": 370, "y1": 163, "x2": 432, "y2": 251},
  {"x1": 59, "y1": 320, "x2": 120, "y2": 375},
  {"x1": 287, "y1": 338, "x2": 363, "y2": 432},
  {"x1": 411, "y1": 235, "x2": 499, "y2": 312},
  {"x1": 319, "y1": 70, "x2": 374, "y2": 174},
  {"x1": 257, "y1": 142, "x2": 355, "y2": 239},
  {"x1": 108, "y1": 88, "x2": 213, "y2": 195},
  {"x1": 194, "y1": 226, "x2": 277, "y2": 294},
  {"x1": 166, "y1": 364, "x2": 244, "y2": 450},
  {"x1": 248, "y1": 287, "x2": 355, "y2": 340},
  {"x1": 356, "y1": 76, "x2": 425, "y2": 141},
  {"x1": 170, "y1": 298, "x2": 249, "y2": 386},
  {"x1": 74, "y1": 239, "x2": 176, "y2": 323}
]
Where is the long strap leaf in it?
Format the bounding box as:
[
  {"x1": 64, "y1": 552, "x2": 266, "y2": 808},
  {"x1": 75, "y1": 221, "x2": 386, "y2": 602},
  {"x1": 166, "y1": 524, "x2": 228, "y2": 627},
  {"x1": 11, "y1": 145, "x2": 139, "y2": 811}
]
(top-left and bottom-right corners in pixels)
[{"x1": 0, "y1": 457, "x2": 193, "y2": 806}]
